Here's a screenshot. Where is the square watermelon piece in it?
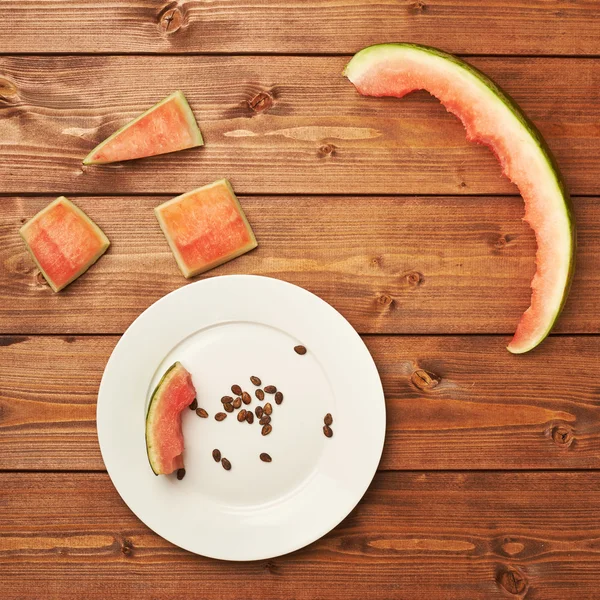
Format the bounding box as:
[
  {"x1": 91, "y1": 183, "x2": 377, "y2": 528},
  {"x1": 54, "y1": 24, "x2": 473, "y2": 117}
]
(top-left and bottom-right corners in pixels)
[
  {"x1": 155, "y1": 179, "x2": 257, "y2": 278},
  {"x1": 19, "y1": 197, "x2": 110, "y2": 292}
]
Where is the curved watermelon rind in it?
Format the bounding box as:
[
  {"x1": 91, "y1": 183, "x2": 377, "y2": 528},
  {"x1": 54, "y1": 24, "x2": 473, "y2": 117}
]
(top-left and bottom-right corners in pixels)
[
  {"x1": 145, "y1": 361, "x2": 191, "y2": 476},
  {"x1": 344, "y1": 43, "x2": 576, "y2": 354},
  {"x1": 19, "y1": 196, "x2": 110, "y2": 293},
  {"x1": 82, "y1": 90, "x2": 204, "y2": 165}
]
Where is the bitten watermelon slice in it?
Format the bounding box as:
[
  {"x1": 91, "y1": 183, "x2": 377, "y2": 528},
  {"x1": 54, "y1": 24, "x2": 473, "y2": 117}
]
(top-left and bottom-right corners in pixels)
[
  {"x1": 155, "y1": 179, "x2": 258, "y2": 278},
  {"x1": 344, "y1": 43, "x2": 575, "y2": 354},
  {"x1": 83, "y1": 91, "x2": 203, "y2": 165},
  {"x1": 19, "y1": 196, "x2": 110, "y2": 292},
  {"x1": 146, "y1": 362, "x2": 196, "y2": 476}
]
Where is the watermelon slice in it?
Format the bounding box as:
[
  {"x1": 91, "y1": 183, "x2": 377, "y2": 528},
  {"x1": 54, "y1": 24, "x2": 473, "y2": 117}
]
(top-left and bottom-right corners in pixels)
[
  {"x1": 19, "y1": 196, "x2": 110, "y2": 292},
  {"x1": 145, "y1": 362, "x2": 196, "y2": 476},
  {"x1": 155, "y1": 179, "x2": 258, "y2": 278},
  {"x1": 83, "y1": 91, "x2": 203, "y2": 165},
  {"x1": 344, "y1": 43, "x2": 575, "y2": 354}
]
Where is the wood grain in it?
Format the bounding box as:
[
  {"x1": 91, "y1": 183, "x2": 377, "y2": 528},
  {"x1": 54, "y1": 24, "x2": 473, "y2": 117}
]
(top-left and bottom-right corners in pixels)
[
  {"x1": 0, "y1": 56, "x2": 599, "y2": 194},
  {"x1": 1, "y1": 1, "x2": 599, "y2": 55},
  {"x1": 2, "y1": 335, "x2": 599, "y2": 471},
  {"x1": 2, "y1": 471, "x2": 600, "y2": 599},
  {"x1": 1, "y1": 195, "x2": 598, "y2": 335}
]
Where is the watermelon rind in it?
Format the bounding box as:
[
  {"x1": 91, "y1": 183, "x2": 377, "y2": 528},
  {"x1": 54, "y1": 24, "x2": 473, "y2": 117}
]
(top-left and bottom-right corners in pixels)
[
  {"x1": 82, "y1": 90, "x2": 204, "y2": 165},
  {"x1": 344, "y1": 43, "x2": 576, "y2": 354},
  {"x1": 19, "y1": 196, "x2": 110, "y2": 293},
  {"x1": 145, "y1": 361, "x2": 189, "y2": 476},
  {"x1": 154, "y1": 179, "x2": 258, "y2": 278}
]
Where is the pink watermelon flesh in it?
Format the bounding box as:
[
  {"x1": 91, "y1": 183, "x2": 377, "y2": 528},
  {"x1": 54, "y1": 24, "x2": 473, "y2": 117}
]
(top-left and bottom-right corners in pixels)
[
  {"x1": 146, "y1": 362, "x2": 196, "y2": 475},
  {"x1": 19, "y1": 197, "x2": 110, "y2": 292},
  {"x1": 83, "y1": 91, "x2": 203, "y2": 165},
  {"x1": 344, "y1": 44, "x2": 575, "y2": 354},
  {"x1": 155, "y1": 179, "x2": 258, "y2": 278}
]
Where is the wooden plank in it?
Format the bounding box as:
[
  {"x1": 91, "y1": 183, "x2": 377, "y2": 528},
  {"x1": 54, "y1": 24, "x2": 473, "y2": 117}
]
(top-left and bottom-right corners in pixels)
[
  {"x1": 0, "y1": 56, "x2": 599, "y2": 194},
  {"x1": 1, "y1": 195, "x2": 597, "y2": 335},
  {"x1": 2, "y1": 335, "x2": 599, "y2": 471},
  {"x1": 1, "y1": 1, "x2": 599, "y2": 55},
  {"x1": 1, "y1": 471, "x2": 600, "y2": 599}
]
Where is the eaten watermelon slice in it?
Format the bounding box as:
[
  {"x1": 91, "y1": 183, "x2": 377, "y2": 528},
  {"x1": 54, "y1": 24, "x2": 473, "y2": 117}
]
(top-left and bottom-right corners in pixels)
[
  {"x1": 146, "y1": 362, "x2": 197, "y2": 476},
  {"x1": 344, "y1": 43, "x2": 575, "y2": 354},
  {"x1": 19, "y1": 196, "x2": 110, "y2": 292},
  {"x1": 155, "y1": 179, "x2": 258, "y2": 278},
  {"x1": 83, "y1": 91, "x2": 203, "y2": 165}
]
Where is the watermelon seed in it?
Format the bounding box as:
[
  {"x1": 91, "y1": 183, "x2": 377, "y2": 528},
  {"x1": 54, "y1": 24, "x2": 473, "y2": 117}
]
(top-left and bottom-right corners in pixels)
[
  {"x1": 264, "y1": 385, "x2": 277, "y2": 394},
  {"x1": 237, "y1": 409, "x2": 247, "y2": 422},
  {"x1": 323, "y1": 425, "x2": 333, "y2": 438},
  {"x1": 232, "y1": 397, "x2": 242, "y2": 409},
  {"x1": 250, "y1": 376, "x2": 262, "y2": 386},
  {"x1": 196, "y1": 408, "x2": 209, "y2": 418},
  {"x1": 256, "y1": 389, "x2": 265, "y2": 401},
  {"x1": 264, "y1": 402, "x2": 273, "y2": 416},
  {"x1": 260, "y1": 453, "x2": 272, "y2": 463},
  {"x1": 255, "y1": 406, "x2": 264, "y2": 418},
  {"x1": 275, "y1": 392, "x2": 283, "y2": 405},
  {"x1": 212, "y1": 449, "x2": 221, "y2": 462},
  {"x1": 242, "y1": 391, "x2": 252, "y2": 405},
  {"x1": 324, "y1": 413, "x2": 333, "y2": 426},
  {"x1": 294, "y1": 345, "x2": 307, "y2": 355},
  {"x1": 215, "y1": 412, "x2": 227, "y2": 422},
  {"x1": 221, "y1": 458, "x2": 232, "y2": 471},
  {"x1": 259, "y1": 415, "x2": 271, "y2": 426},
  {"x1": 221, "y1": 396, "x2": 233, "y2": 404},
  {"x1": 261, "y1": 424, "x2": 273, "y2": 436},
  {"x1": 224, "y1": 402, "x2": 234, "y2": 413},
  {"x1": 246, "y1": 411, "x2": 254, "y2": 424},
  {"x1": 231, "y1": 384, "x2": 242, "y2": 396},
  {"x1": 189, "y1": 398, "x2": 198, "y2": 411},
  {"x1": 176, "y1": 468, "x2": 186, "y2": 480}
]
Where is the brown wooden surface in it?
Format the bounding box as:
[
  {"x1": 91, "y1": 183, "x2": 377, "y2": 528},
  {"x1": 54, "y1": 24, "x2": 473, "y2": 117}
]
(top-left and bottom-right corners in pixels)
[
  {"x1": 1, "y1": 2, "x2": 599, "y2": 598},
  {"x1": 2, "y1": 471, "x2": 600, "y2": 600},
  {"x1": 0, "y1": 56, "x2": 599, "y2": 195},
  {"x1": 1, "y1": 335, "x2": 599, "y2": 472},
  {"x1": 1, "y1": 0, "x2": 599, "y2": 56}
]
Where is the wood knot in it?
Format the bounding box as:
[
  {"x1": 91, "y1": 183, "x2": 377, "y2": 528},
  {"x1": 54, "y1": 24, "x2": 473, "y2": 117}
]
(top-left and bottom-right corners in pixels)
[
  {"x1": 500, "y1": 540, "x2": 525, "y2": 557},
  {"x1": 0, "y1": 77, "x2": 18, "y2": 103},
  {"x1": 263, "y1": 560, "x2": 279, "y2": 574},
  {"x1": 371, "y1": 256, "x2": 383, "y2": 268},
  {"x1": 158, "y1": 3, "x2": 185, "y2": 34},
  {"x1": 494, "y1": 234, "x2": 514, "y2": 250},
  {"x1": 34, "y1": 270, "x2": 48, "y2": 288},
  {"x1": 551, "y1": 424, "x2": 574, "y2": 448},
  {"x1": 120, "y1": 538, "x2": 134, "y2": 556},
  {"x1": 377, "y1": 293, "x2": 393, "y2": 307},
  {"x1": 409, "y1": 1, "x2": 427, "y2": 13},
  {"x1": 406, "y1": 271, "x2": 423, "y2": 287},
  {"x1": 247, "y1": 91, "x2": 273, "y2": 113},
  {"x1": 318, "y1": 143, "x2": 336, "y2": 158},
  {"x1": 411, "y1": 369, "x2": 440, "y2": 392},
  {"x1": 496, "y1": 566, "x2": 527, "y2": 595}
]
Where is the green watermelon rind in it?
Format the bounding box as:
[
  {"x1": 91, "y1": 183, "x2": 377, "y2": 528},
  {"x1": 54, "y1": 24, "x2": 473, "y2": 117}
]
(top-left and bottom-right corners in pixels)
[
  {"x1": 145, "y1": 361, "x2": 188, "y2": 476},
  {"x1": 82, "y1": 90, "x2": 204, "y2": 165},
  {"x1": 19, "y1": 196, "x2": 110, "y2": 293},
  {"x1": 344, "y1": 43, "x2": 576, "y2": 354},
  {"x1": 154, "y1": 178, "x2": 258, "y2": 279}
]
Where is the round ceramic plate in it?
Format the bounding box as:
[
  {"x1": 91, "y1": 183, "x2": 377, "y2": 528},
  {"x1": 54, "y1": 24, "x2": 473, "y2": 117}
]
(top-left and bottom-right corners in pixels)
[{"x1": 97, "y1": 275, "x2": 385, "y2": 561}]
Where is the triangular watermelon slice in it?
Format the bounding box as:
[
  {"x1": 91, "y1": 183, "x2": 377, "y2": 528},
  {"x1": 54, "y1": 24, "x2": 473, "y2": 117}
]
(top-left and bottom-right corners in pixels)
[
  {"x1": 83, "y1": 91, "x2": 203, "y2": 165},
  {"x1": 344, "y1": 44, "x2": 576, "y2": 354}
]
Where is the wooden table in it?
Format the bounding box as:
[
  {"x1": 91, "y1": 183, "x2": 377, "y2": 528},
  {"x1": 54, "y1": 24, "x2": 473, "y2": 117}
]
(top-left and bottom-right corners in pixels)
[{"x1": 1, "y1": 2, "x2": 600, "y2": 598}]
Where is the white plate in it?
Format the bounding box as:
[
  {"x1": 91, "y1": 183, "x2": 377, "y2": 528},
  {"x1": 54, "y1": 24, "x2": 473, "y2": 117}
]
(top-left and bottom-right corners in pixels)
[{"x1": 97, "y1": 275, "x2": 385, "y2": 561}]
